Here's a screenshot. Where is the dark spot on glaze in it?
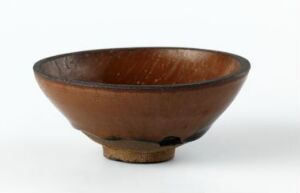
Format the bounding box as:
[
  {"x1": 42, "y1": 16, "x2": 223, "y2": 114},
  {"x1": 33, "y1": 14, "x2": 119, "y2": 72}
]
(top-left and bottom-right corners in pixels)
[
  {"x1": 106, "y1": 136, "x2": 122, "y2": 141},
  {"x1": 159, "y1": 136, "x2": 182, "y2": 146},
  {"x1": 184, "y1": 126, "x2": 211, "y2": 142},
  {"x1": 184, "y1": 132, "x2": 204, "y2": 142}
]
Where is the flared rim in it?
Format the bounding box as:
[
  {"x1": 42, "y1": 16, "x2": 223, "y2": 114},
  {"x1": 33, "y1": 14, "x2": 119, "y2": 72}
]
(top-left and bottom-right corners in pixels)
[{"x1": 33, "y1": 47, "x2": 250, "y2": 90}]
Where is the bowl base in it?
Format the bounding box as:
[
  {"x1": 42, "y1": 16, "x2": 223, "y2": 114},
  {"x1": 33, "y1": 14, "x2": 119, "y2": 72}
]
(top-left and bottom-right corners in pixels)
[{"x1": 103, "y1": 145, "x2": 175, "y2": 163}]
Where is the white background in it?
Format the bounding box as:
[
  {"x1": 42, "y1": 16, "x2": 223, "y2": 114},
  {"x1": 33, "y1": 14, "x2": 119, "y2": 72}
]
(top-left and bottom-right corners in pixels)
[{"x1": 0, "y1": 0, "x2": 299, "y2": 193}]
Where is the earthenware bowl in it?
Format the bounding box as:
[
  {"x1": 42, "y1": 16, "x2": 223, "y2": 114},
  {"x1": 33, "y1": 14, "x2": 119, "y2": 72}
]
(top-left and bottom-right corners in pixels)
[{"x1": 33, "y1": 47, "x2": 250, "y2": 163}]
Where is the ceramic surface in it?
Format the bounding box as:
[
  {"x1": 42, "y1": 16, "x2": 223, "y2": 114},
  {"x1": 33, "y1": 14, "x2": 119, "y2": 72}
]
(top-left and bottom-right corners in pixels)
[{"x1": 34, "y1": 47, "x2": 250, "y2": 163}]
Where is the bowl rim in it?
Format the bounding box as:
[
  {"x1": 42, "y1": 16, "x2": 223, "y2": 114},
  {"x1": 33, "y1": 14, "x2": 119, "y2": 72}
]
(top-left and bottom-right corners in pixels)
[{"x1": 33, "y1": 47, "x2": 250, "y2": 90}]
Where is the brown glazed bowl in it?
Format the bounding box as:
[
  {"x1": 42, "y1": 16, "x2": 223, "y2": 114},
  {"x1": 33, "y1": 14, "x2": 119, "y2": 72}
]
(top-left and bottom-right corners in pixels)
[{"x1": 34, "y1": 47, "x2": 250, "y2": 163}]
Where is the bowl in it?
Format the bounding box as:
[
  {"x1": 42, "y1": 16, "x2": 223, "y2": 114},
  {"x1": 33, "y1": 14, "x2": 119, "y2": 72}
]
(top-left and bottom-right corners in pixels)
[{"x1": 33, "y1": 47, "x2": 250, "y2": 163}]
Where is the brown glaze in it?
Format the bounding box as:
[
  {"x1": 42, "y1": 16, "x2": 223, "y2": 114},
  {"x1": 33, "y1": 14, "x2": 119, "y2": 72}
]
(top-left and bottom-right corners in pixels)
[{"x1": 34, "y1": 47, "x2": 250, "y2": 163}]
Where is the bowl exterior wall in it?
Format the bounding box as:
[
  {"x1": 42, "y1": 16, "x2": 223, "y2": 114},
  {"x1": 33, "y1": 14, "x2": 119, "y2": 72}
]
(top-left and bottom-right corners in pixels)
[{"x1": 35, "y1": 73, "x2": 247, "y2": 145}]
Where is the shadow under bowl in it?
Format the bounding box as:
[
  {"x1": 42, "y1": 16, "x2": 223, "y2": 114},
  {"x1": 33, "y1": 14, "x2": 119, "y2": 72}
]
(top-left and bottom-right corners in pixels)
[{"x1": 33, "y1": 47, "x2": 250, "y2": 163}]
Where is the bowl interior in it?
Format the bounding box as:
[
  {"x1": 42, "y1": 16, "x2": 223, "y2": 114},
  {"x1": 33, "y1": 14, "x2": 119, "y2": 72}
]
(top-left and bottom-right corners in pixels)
[{"x1": 36, "y1": 48, "x2": 241, "y2": 85}]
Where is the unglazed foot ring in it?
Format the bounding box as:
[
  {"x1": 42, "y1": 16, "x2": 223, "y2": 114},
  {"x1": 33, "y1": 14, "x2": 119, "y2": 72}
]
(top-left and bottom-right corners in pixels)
[{"x1": 102, "y1": 145, "x2": 175, "y2": 163}]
